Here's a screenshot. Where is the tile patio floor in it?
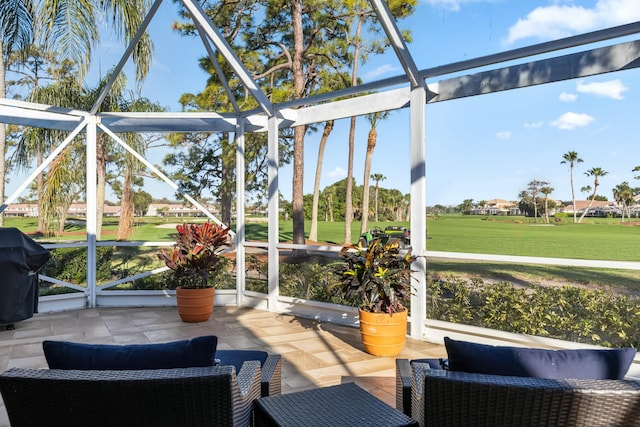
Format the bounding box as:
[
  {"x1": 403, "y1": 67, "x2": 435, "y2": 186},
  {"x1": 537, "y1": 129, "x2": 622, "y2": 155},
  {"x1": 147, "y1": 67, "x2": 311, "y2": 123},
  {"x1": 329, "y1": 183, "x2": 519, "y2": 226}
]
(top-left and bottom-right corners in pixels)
[{"x1": 0, "y1": 306, "x2": 446, "y2": 426}]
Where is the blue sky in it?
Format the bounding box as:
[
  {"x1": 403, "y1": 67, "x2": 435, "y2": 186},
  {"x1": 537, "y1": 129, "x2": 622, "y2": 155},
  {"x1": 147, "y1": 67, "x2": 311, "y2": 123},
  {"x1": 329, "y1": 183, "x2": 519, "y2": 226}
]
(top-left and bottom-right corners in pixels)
[{"x1": 10, "y1": 0, "x2": 640, "y2": 207}]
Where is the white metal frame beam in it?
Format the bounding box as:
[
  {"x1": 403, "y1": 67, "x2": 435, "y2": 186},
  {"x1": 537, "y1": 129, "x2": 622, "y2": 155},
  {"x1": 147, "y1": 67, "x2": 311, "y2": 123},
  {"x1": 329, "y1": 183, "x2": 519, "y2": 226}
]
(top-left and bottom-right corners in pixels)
[
  {"x1": 369, "y1": 0, "x2": 423, "y2": 89},
  {"x1": 179, "y1": 0, "x2": 274, "y2": 116}
]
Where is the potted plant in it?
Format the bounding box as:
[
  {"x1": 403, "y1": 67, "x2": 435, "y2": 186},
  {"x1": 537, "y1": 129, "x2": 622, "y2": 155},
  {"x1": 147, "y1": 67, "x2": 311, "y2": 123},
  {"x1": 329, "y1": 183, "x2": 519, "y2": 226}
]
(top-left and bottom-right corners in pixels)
[
  {"x1": 332, "y1": 238, "x2": 415, "y2": 356},
  {"x1": 158, "y1": 222, "x2": 231, "y2": 322}
]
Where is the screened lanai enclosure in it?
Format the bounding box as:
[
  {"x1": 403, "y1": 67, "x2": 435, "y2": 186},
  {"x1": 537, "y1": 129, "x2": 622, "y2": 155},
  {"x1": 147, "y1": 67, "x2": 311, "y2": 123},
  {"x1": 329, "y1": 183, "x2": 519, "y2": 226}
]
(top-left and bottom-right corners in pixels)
[{"x1": 1, "y1": 0, "x2": 640, "y2": 354}]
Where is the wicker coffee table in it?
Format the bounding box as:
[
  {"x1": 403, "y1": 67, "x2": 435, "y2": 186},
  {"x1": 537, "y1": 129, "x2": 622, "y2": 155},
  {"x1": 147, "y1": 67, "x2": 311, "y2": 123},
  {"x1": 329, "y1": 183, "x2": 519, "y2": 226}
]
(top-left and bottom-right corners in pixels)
[{"x1": 253, "y1": 382, "x2": 418, "y2": 427}]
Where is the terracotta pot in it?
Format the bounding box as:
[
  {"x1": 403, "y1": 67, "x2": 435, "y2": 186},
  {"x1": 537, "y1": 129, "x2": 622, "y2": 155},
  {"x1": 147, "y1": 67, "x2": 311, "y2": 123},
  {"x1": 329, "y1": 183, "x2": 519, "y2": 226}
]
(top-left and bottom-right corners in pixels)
[
  {"x1": 358, "y1": 308, "x2": 408, "y2": 357},
  {"x1": 175, "y1": 287, "x2": 215, "y2": 323}
]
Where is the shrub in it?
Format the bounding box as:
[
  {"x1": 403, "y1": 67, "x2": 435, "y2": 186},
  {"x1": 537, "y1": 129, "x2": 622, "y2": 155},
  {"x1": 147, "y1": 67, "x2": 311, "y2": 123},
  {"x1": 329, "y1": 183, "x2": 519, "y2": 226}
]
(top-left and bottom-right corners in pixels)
[
  {"x1": 40, "y1": 247, "x2": 114, "y2": 286},
  {"x1": 428, "y1": 276, "x2": 640, "y2": 348}
]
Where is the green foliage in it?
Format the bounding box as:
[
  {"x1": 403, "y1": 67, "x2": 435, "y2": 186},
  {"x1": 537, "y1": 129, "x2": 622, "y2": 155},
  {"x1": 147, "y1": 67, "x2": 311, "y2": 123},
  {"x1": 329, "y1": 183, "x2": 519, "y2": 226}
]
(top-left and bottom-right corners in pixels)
[
  {"x1": 40, "y1": 247, "x2": 113, "y2": 285},
  {"x1": 116, "y1": 257, "x2": 234, "y2": 291},
  {"x1": 39, "y1": 246, "x2": 114, "y2": 295},
  {"x1": 157, "y1": 223, "x2": 231, "y2": 289},
  {"x1": 332, "y1": 238, "x2": 415, "y2": 313},
  {"x1": 279, "y1": 262, "x2": 337, "y2": 302},
  {"x1": 428, "y1": 277, "x2": 640, "y2": 348}
]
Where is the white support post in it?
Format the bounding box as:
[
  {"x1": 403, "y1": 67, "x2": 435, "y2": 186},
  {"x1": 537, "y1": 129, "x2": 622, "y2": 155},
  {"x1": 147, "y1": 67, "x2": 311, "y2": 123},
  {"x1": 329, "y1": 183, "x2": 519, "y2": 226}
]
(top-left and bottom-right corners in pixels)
[
  {"x1": 267, "y1": 116, "x2": 279, "y2": 311},
  {"x1": 409, "y1": 86, "x2": 427, "y2": 340},
  {"x1": 235, "y1": 120, "x2": 246, "y2": 305},
  {"x1": 86, "y1": 116, "x2": 98, "y2": 308}
]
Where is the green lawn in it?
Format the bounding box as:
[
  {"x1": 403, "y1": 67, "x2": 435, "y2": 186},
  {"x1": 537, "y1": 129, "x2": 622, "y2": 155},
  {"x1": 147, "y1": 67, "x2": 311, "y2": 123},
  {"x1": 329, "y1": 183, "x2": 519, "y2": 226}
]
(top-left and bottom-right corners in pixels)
[
  {"x1": 424, "y1": 215, "x2": 640, "y2": 261},
  {"x1": 8, "y1": 215, "x2": 640, "y2": 261}
]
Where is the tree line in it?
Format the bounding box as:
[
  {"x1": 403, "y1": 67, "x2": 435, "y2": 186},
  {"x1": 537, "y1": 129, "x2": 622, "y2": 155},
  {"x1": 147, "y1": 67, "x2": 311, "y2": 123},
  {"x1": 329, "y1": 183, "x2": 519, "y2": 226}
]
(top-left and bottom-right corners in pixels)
[{"x1": 450, "y1": 150, "x2": 640, "y2": 224}]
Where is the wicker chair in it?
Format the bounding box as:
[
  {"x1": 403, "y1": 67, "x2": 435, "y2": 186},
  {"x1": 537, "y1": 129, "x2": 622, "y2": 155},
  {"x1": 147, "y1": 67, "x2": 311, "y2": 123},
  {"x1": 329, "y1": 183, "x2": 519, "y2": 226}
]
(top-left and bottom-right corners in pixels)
[
  {"x1": 396, "y1": 359, "x2": 640, "y2": 427},
  {"x1": 215, "y1": 349, "x2": 282, "y2": 397},
  {"x1": 0, "y1": 364, "x2": 261, "y2": 427}
]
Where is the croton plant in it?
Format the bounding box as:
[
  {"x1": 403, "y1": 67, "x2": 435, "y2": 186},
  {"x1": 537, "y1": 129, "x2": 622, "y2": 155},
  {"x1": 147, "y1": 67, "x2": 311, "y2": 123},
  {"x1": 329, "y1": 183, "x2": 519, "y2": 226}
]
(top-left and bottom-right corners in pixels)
[{"x1": 157, "y1": 222, "x2": 231, "y2": 289}]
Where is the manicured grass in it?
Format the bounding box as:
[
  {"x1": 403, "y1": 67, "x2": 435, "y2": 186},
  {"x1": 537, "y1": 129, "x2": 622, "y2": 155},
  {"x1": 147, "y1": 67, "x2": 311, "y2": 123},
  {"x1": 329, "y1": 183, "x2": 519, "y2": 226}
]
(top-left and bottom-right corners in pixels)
[
  {"x1": 9, "y1": 215, "x2": 640, "y2": 261},
  {"x1": 424, "y1": 215, "x2": 640, "y2": 261}
]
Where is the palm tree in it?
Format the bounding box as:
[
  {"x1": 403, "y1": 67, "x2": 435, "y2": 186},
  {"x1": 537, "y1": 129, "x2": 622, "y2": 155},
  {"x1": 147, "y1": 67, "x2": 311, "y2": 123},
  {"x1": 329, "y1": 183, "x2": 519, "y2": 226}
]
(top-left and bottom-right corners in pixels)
[
  {"x1": 361, "y1": 112, "x2": 388, "y2": 233},
  {"x1": 478, "y1": 200, "x2": 487, "y2": 214},
  {"x1": 540, "y1": 186, "x2": 554, "y2": 224},
  {"x1": 578, "y1": 167, "x2": 608, "y2": 223},
  {"x1": 613, "y1": 182, "x2": 634, "y2": 222},
  {"x1": 403, "y1": 193, "x2": 410, "y2": 221},
  {"x1": 16, "y1": 75, "x2": 83, "y2": 235},
  {"x1": 115, "y1": 97, "x2": 164, "y2": 240},
  {"x1": 0, "y1": 0, "x2": 153, "y2": 227},
  {"x1": 561, "y1": 151, "x2": 583, "y2": 223},
  {"x1": 458, "y1": 199, "x2": 474, "y2": 214},
  {"x1": 371, "y1": 173, "x2": 386, "y2": 223},
  {"x1": 0, "y1": 1, "x2": 34, "y2": 227}
]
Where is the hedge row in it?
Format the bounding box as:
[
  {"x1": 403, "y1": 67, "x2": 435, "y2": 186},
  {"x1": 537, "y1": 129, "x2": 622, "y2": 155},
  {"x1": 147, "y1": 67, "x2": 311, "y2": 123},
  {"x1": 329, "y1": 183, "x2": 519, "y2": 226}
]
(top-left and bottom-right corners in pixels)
[{"x1": 428, "y1": 277, "x2": 640, "y2": 348}]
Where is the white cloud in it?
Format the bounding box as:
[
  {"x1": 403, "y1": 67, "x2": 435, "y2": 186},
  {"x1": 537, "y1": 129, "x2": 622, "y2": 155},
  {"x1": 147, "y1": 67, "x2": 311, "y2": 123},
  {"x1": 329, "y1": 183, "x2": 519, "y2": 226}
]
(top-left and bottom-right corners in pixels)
[
  {"x1": 576, "y1": 79, "x2": 629, "y2": 100},
  {"x1": 505, "y1": 0, "x2": 640, "y2": 45},
  {"x1": 422, "y1": 0, "x2": 464, "y2": 12},
  {"x1": 496, "y1": 131, "x2": 512, "y2": 140},
  {"x1": 326, "y1": 167, "x2": 347, "y2": 180},
  {"x1": 524, "y1": 121, "x2": 544, "y2": 129},
  {"x1": 550, "y1": 112, "x2": 594, "y2": 130},
  {"x1": 559, "y1": 92, "x2": 577, "y2": 102},
  {"x1": 362, "y1": 64, "x2": 399, "y2": 81}
]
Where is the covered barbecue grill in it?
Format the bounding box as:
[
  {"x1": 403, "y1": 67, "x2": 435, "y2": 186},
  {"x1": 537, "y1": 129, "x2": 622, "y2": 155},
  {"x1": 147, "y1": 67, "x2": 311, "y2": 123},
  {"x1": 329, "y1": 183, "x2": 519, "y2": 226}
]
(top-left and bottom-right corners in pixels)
[{"x1": 0, "y1": 228, "x2": 50, "y2": 329}]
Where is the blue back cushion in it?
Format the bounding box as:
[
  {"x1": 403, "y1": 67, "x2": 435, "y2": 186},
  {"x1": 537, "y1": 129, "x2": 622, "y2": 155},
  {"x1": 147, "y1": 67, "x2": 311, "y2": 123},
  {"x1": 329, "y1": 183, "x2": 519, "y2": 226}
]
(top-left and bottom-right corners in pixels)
[
  {"x1": 444, "y1": 337, "x2": 636, "y2": 380},
  {"x1": 43, "y1": 336, "x2": 218, "y2": 370},
  {"x1": 215, "y1": 349, "x2": 268, "y2": 373}
]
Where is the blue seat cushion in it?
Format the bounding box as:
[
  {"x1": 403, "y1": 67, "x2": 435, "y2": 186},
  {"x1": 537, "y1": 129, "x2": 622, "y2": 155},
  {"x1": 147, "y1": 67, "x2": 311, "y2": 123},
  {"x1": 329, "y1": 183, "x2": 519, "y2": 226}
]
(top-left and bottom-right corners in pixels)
[
  {"x1": 444, "y1": 337, "x2": 636, "y2": 380},
  {"x1": 43, "y1": 336, "x2": 218, "y2": 370},
  {"x1": 215, "y1": 349, "x2": 268, "y2": 373}
]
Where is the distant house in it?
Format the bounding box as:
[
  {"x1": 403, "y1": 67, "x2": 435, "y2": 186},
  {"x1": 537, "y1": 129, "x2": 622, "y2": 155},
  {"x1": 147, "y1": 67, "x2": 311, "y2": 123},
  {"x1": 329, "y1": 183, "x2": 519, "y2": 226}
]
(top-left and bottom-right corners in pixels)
[
  {"x1": 4, "y1": 203, "x2": 120, "y2": 217},
  {"x1": 66, "y1": 203, "x2": 121, "y2": 217},
  {"x1": 471, "y1": 198, "x2": 520, "y2": 216},
  {"x1": 563, "y1": 200, "x2": 616, "y2": 215},
  {"x1": 147, "y1": 203, "x2": 217, "y2": 217},
  {"x1": 3, "y1": 204, "x2": 39, "y2": 217}
]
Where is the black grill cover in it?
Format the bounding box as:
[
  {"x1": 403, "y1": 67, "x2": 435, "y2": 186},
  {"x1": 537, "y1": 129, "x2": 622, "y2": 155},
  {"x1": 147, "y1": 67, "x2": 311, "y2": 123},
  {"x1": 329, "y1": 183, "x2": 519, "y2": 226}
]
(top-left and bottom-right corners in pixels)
[{"x1": 0, "y1": 228, "x2": 51, "y2": 324}]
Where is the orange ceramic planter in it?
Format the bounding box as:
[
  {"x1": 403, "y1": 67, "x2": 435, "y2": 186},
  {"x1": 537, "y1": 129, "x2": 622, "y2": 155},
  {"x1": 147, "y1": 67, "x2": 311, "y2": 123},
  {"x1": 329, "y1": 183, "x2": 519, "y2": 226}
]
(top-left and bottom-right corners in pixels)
[
  {"x1": 358, "y1": 308, "x2": 408, "y2": 356},
  {"x1": 176, "y1": 287, "x2": 215, "y2": 323}
]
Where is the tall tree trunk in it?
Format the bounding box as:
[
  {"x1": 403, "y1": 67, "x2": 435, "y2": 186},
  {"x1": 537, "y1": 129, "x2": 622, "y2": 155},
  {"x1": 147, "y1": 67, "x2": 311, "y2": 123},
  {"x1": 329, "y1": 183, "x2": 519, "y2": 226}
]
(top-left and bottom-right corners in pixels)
[
  {"x1": 375, "y1": 183, "x2": 380, "y2": 222},
  {"x1": 344, "y1": 117, "x2": 355, "y2": 245},
  {"x1": 117, "y1": 168, "x2": 134, "y2": 240},
  {"x1": 291, "y1": 0, "x2": 306, "y2": 252},
  {"x1": 360, "y1": 125, "x2": 376, "y2": 233},
  {"x1": 344, "y1": 17, "x2": 363, "y2": 245},
  {"x1": 95, "y1": 135, "x2": 107, "y2": 240},
  {"x1": 309, "y1": 120, "x2": 333, "y2": 242},
  {"x1": 292, "y1": 126, "x2": 305, "y2": 247},
  {"x1": 0, "y1": 42, "x2": 6, "y2": 228},
  {"x1": 37, "y1": 150, "x2": 45, "y2": 233},
  {"x1": 578, "y1": 182, "x2": 599, "y2": 224},
  {"x1": 544, "y1": 197, "x2": 549, "y2": 224},
  {"x1": 570, "y1": 165, "x2": 577, "y2": 223},
  {"x1": 220, "y1": 133, "x2": 234, "y2": 226}
]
